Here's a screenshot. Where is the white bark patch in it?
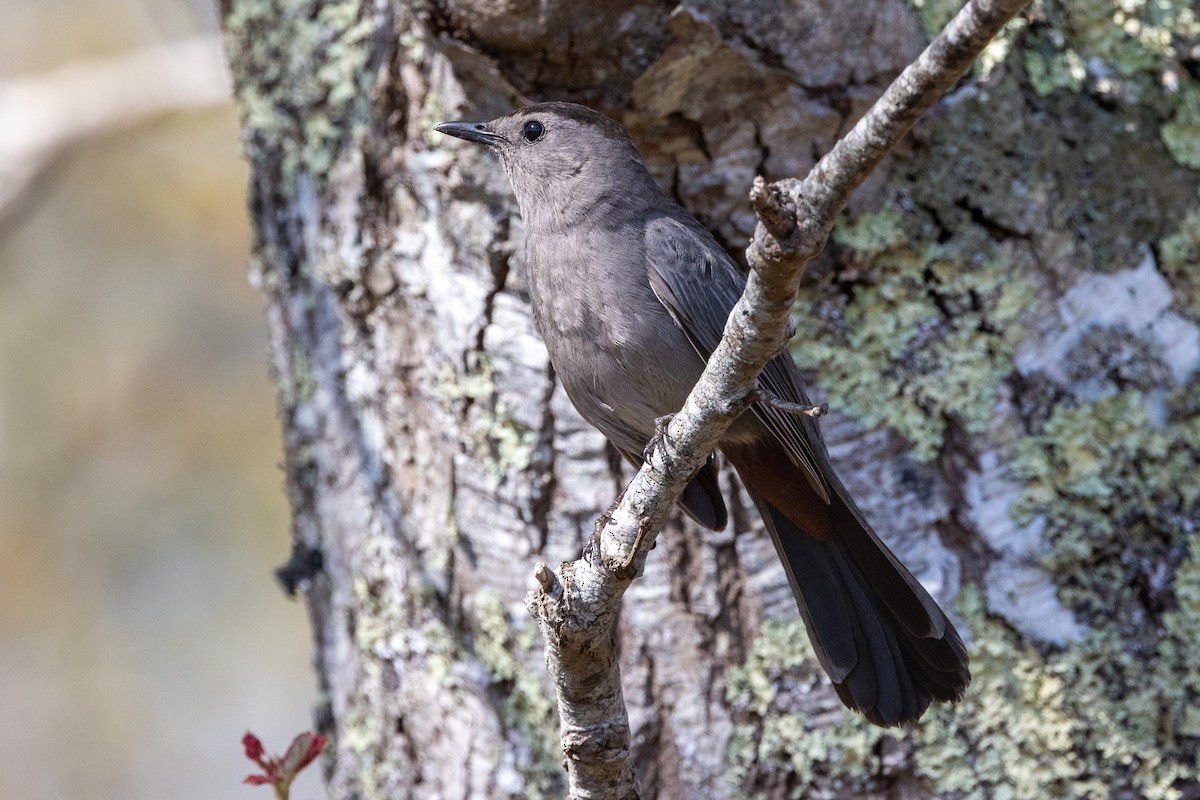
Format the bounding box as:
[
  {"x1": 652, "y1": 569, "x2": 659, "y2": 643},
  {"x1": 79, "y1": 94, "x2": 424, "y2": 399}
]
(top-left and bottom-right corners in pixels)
[
  {"x1": 1015, "y1": 252, "x2": 1200, "y2": 386},
  {"x1": 966, "y1": 451, "x2": 1086, "y2": 645},
  {"x1": 985, "y1": 560, "x2": 1087, "y2": 645}
]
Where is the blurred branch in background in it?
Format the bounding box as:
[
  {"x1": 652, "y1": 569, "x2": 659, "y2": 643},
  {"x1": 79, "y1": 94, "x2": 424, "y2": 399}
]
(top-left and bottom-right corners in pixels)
[
  {"x1": 0, "y1": 35, "x2": 231, "y2": 222},
  {"x1": 0, "y1": 18, "x2": 320, "y2": 799}
]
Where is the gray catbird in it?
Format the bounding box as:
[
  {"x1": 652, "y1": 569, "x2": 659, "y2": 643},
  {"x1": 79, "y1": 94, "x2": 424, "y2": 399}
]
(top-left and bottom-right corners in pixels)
[{"x1": 437, "y1": 102, "x2": 969, "y2": 726}]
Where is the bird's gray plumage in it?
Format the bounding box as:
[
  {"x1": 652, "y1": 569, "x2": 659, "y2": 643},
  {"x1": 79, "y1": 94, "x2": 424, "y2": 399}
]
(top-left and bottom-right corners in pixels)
[{"x1": 437, "y1": 102, "x2": 969, "y2": 726}]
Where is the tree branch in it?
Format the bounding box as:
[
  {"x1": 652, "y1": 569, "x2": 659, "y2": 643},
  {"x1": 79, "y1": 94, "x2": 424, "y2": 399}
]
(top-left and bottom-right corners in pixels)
[
  {"x1": 524, "y1": 1, "x2": 1031, "y2": 796},
  {"x1": 0, "y1": 36, "x2": 231, "y2": 223}
]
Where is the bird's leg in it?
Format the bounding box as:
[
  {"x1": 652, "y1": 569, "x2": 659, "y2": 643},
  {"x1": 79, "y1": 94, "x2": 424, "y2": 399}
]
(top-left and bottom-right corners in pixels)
[
  {"x1": 751, "y1": 387, "x2": 829, "y2": 418},
  {"x1": 585, "y1": 487, "x2": 624, "y2": 568},
  {"x1": 614, "y1": 516, "x2": 654, "y2": 579},
  {"x1": 594, "y1": 487, "x2": 627, "y2": 536}
]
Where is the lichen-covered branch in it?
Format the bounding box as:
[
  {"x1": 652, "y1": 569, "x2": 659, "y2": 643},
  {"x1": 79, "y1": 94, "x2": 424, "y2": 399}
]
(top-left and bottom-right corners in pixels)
[{"x1": 525, "y1": 1, "x2": 1032, "y2": 797}]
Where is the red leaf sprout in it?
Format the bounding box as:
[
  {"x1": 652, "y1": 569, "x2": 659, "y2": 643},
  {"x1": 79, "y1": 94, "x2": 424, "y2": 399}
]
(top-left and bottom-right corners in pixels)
[{"x1": 242, "y1": 730, "x2": 328, "y2": 799}]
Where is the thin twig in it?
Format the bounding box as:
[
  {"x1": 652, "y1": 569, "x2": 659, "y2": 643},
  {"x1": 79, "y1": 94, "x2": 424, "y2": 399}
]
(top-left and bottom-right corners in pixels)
[{"x1": 752, "y1": 388, "x2": 829, "y2": 418}]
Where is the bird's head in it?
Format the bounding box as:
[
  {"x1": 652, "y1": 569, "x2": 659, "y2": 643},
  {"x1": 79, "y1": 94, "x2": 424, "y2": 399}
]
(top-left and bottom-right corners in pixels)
[{"x1": 437, "y1": 102, "x2": 654, "y2": 228}]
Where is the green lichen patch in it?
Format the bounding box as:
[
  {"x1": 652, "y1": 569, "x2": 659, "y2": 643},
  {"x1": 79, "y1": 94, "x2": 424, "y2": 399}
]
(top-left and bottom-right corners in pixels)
[
  {"x1": 725, "y1": 619, "x2": 888, "y2": 799},
  {"x1": 1051, "y1": 618, "x2": 1200, "y2": 798},
  {"x1": 1012, "y1": 390, "x2": 1200, "y2": 618},
  {"x1": 1014, "y1": 0, "x2": 1200, "y2": 169},
  {"x1": 792, "y1": 210, "x2": 1032, "y2": 460},
  {"x1": 1020, "y1": 0, "x2": 1199, "y2": 95},
  {"x1": 861, "y1": 577, "x2": 1199, "y2": 799},
  {"x1": 727, "y1": 561, "x2": 1200, "y2": 799},
  {"x1": 1162, "y1": 84, "x2": 1200, "y2": 169},
  {"x1": 723, "y1": 603, "x2": 1101, "y2": 799},
  {"x1": 1005, "y1": 389, "x2": 1200, "y2": 797},
  {"x1": 222, "y1": 0, "x2": 383, "y2": 186},
  {"x1": 470, "y1": 593, "x2": 562, "y2": 798},
  {"x1": 914, "y1": 590, "x2": 1093, "y2": 800},
  {"x1": 1023, "y1": 24, "x2": 1087, "y2": 96},
  {"x1": 726, "y1": 618, "x2": 822, "y2": 718},
  {"x1": 1160, "y1": 205, "x2": 1200, "y2": 321},
  {"x1": 436, "y1": 360, "x2": 535, "y2": 483},
  {"x1": 912, "y1": 580, "x2": 1198, "y2": 799}
]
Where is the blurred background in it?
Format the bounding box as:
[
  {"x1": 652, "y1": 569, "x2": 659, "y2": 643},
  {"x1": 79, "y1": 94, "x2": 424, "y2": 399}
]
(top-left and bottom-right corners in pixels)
[{"x1": 0, "y1": 1, "x2": 322, "y2": 798}]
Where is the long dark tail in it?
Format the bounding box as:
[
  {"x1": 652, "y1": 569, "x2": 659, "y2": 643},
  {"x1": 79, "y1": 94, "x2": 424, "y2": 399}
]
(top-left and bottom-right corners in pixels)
[{"x1": 747, "y1": 489, "x2": 970, "y2": 726}]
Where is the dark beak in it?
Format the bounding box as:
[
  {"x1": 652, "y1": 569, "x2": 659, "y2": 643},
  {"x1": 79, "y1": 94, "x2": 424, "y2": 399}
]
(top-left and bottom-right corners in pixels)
[{"x1": 435, "y1": 120, "x2": 505, "y2": 147}]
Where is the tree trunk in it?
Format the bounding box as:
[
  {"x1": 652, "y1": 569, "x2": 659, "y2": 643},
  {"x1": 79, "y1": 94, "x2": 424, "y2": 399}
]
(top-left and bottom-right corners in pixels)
[{"x1": 220, "y1": 1, "x2": 1200, "y2": 798}]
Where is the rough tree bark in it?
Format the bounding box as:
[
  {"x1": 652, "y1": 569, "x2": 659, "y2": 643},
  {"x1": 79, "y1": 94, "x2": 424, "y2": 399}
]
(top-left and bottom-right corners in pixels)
[{"x1": 220, "y1": 0, "x2": 1200, "y2": 798}]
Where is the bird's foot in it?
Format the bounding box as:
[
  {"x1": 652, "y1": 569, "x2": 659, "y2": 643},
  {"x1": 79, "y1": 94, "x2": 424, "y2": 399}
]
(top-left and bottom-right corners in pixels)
[{"x1": 643, "y1": 414, "x2": 677, "y2": 465}]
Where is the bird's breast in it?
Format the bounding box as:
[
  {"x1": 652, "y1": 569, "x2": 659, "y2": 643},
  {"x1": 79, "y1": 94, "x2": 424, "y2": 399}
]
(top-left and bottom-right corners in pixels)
[{"x1": 523, "y1": 227, "x2": 702, "y2": 439}]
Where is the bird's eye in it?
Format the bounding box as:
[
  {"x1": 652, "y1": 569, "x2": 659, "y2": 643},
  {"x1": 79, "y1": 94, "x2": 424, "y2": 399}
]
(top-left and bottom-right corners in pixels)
[{"x1": 522, "y1": 120, "x2": 545, "y2": 142}]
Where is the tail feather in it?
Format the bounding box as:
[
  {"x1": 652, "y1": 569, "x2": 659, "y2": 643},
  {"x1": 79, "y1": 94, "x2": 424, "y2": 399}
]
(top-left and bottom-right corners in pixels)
[
  {"x1": 756, "y1": 504, "x2": 858, "y2": 682},
  {"x1": 678, "y1": 453, "x2": 728, "y2": 530},
  {"x1": 829, "y1": 494, "x2": 947, "y2": 639},
  {"x1": 828, "y1": 540, "x2": 912, "y2": 724},
  {"x1": 751, "y1": 494, "x2": 969, "y2": 726},
  {"x1": 897, "y1": 622, "x2": 970, "y2": 701}
]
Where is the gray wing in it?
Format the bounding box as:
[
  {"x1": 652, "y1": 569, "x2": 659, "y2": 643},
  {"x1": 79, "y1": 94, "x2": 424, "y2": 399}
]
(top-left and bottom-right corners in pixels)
[
  {"x1": 644, "y1": 214, "x2": 832, "y2": 504},
  {"x1": 572, "y1": 359, "x2": 728, "y2": 530}
]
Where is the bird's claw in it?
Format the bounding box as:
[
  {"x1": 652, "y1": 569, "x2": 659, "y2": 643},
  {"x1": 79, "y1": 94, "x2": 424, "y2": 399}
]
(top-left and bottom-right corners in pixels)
[
  {"x1": 643, "y1": 413, "x2": 677, "y2": 463},
  {"x1": 614, "y1": 516, "x2": 654, "y2": 580}
]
